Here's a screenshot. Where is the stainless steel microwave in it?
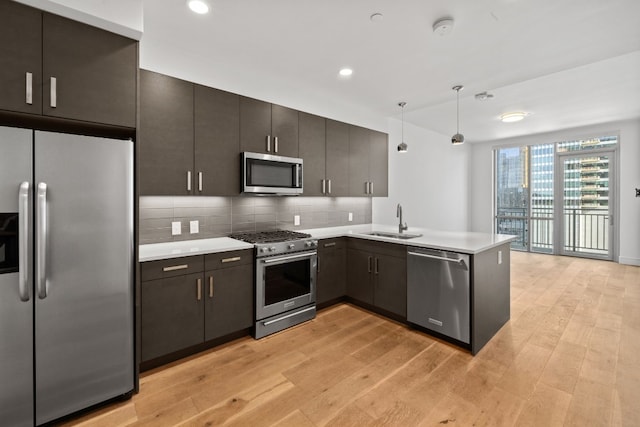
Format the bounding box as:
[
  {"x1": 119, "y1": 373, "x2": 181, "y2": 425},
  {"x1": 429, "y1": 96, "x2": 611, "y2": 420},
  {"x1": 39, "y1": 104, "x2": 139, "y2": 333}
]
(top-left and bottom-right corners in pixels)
[{"x1": 241, "y1": 152, "x2": 303, "y2": 195}]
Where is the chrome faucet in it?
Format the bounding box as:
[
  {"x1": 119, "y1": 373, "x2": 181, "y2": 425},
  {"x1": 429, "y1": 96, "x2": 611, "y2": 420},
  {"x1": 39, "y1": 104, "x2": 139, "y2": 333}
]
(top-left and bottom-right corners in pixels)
[{"x1": 397, "y1": 203, "x2": 408, "y2": 234}]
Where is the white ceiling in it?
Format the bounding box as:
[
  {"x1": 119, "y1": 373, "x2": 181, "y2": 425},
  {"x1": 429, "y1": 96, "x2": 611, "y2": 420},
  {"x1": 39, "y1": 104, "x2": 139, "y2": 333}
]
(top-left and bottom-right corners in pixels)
[{"x1": 141, "y1": 0, "x2": 640, "y2": 143}]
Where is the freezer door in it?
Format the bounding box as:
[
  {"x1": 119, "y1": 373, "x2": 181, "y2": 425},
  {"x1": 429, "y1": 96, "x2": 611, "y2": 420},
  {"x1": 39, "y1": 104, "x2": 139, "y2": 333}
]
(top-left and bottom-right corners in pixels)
[
  {"x1": 0, "y1": 126, "x2": 33, "y2": 427},
  {"x1": 34, "y1": 131, "x2": 134, "y2": 425}
]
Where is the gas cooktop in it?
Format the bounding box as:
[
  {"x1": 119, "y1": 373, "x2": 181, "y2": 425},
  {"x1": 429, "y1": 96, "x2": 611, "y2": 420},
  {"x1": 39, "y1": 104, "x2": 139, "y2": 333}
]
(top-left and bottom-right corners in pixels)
[{"x1": 228, "y1": 230, "x2": 312, "y2": 244}]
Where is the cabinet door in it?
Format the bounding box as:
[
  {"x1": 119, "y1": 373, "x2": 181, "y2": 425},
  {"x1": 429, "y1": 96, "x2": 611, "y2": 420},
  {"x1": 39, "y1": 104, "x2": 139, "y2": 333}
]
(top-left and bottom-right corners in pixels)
[
  {"x1": 141, "y1": 273, "x2": 205, "y2": 362},
  {"x1": 195, "y1": 85, "x2": 241, "y2": 196},
  {"x1": 0, "y1": 1, "x2": 42, "y2": 115},
  {"x1": 42, "y1": 13, "x2": 137, "y2": 127},
  {"x1": 346, "y1": 248, "x2": 373, "y2": 304},
  {"x1": 139, "y1": 70, "x2": 194, "y2": 195},
  {"x1": 204, "y1": 264, "x2": 253, "y2": 341},
  {"x1": 240, "y1": 97, "x2": 271, "y2": 154},
  {"x1": 348, "y1": 125, "x2": 370, "y2": 196},
  {"x1": 317, "y1": 240, "x2": 346, "y2": 304},
  {"x1": 374, "y1": 254, "x2": 407, "y2": 318},
  {"x1": 325, "y1": 120, "x2": 350, "y2": 197},
  {"x1": 271, "y1": 104, "x2": 299, "y2": 157},
  {"x1": 299, "y1": 112, "x2": 326, "y2": 196},
  {"x1": 369, "y1": 130, "x2": 389, "y2": 197}
]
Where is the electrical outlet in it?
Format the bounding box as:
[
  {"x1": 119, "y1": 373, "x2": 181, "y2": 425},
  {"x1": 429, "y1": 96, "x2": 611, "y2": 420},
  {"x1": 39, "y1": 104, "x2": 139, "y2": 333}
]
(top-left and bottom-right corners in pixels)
[
  {"x1": 498, "y1": 250, "x2": 503, "y2": 265},
  {"x1": 190, "y1": 220, "x2": 199, "y2": 234},
  {"x1": 171, "y1": 221, "x2": 182, "y2": 236},
  {"x1": 294, "y1": 215, "x2": 300, "y2": 226},
  {"x1": 348, "y1": 212, "x2": 353, "y2": 222}
]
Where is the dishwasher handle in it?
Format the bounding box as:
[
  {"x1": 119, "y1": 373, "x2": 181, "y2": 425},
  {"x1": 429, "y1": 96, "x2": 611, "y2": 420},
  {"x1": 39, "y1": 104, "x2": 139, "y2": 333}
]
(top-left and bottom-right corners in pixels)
[{"x1": 408, "y1": 250, "x2": 468, "y2": 270}]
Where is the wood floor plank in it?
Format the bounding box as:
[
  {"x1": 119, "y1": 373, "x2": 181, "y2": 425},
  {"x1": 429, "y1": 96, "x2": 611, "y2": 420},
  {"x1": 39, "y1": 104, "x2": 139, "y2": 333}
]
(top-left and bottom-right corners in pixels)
[{"x1": 58, "y1": 252, "x2": 640, "y2": 427}]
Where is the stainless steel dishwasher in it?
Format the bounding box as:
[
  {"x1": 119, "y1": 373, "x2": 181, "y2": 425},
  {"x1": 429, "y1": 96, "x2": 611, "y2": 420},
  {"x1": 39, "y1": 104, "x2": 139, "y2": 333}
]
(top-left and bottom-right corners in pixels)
[{"x1": 407, "y1": 247, "x2": 470, "y2": 344}]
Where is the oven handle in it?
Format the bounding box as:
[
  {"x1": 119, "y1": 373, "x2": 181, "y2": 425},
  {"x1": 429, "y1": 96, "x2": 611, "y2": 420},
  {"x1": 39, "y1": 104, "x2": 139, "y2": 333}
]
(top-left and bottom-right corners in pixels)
[{"x1": 262, "y1": 251, "x2": 316, "y2": 264}]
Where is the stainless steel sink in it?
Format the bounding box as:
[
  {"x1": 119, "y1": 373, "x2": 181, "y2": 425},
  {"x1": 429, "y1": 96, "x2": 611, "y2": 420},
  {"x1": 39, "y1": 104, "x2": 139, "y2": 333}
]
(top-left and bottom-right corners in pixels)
[{"x1": 367, "y1": 231, "x2": 422, "y2": 240}]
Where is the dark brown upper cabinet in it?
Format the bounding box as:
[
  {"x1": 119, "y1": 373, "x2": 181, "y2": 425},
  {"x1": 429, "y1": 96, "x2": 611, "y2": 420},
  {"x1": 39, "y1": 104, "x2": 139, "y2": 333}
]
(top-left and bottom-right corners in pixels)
[
  {"x1": 139, "y1": 70, "x2": 195, "y2": 196},
  {"x1": 348, "y1": 125, "x2": 388, "y2": 197},
  {"x1": 0, "y1": 1, "x2": 137, "y2": 128},
  {"x1": 194, "y1": 84, "x2": 241, "y2": 196},
  {"x1": 240, "y1": 97, "x2": 299, "y2": 158},
  {"x1": 139, "y1": 71, "x2": 242, "y2": 196},
  {"x1": 299, "y1": 115, "x2": 350, "y2": 197}
]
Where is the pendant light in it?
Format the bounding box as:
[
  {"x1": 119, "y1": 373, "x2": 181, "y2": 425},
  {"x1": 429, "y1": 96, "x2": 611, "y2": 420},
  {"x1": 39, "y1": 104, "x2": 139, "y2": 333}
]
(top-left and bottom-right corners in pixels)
[
  {"x1": 397, "y1": 102, "x2": 408, "y2": 153},
  {"x1": 451, "y1": 85, "x2": 464, "y2": 145}
]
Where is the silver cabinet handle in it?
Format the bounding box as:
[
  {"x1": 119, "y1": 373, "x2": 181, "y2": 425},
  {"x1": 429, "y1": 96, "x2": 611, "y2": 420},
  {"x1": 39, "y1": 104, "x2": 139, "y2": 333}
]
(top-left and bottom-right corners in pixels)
[
  {"x1": 26, "y1": 72, "x2": 33, "y2": 105},
  {"x1": 209, "y1": 276, "x2": 214, "y2": 298},
  {"x1": 198, "y1": 172, "x2": 203, "y2": 192},
  {"x1": 221, "y1": 256, "x2": 241, "y2": 263},
  {"x1": 365, "y1": 182, "x2": 370, "y2": 194},
  {"x1": 36, "y1": 183, "x2": 48, "y2": 299},
  {"x1": 323, "y1": 242, "x2": 336, "y2": 248},
  {"x1": 322, "y1": 179, "x2": 326, "y2": 194},
  {"x1": 369, "y1": 182, "x2": 373, "y2": 195},
  {"x1": 374, "y1": 257, "x2": 379, "y2": 275},
  {"x1": 18, "y1": 182, "x2": 30, "y2": 302},
  {"x1": 163, "y1": 264, "x2": 188, "y2": 272},
  {"x1": 187, "y1": 171, "x2": 192, "y2": 192},
  {"x1": 266, "y1": 135, "x2": 271, "y2": 152},
  {"x1": 367, "y1": 256, "x2": 372, "y2": 273},
  {"x1": 274, "y1": 136, "x2": 278, "y2": 153},
  {"x1": 50, "y1": 77, "x2": 57, "y2": 108},
  {"x1": 197, "y1": 278, "x2": 202, "y2": 301},
  {"x1": 328, "y1": 179, "x2": 332, "y2": 195}
]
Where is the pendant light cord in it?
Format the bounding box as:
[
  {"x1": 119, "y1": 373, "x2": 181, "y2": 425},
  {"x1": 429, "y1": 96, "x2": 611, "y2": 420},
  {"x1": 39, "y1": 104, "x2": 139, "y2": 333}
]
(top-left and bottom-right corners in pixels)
[{"x1": 456, "y1": 88, "x2": 460, "y2": 134}]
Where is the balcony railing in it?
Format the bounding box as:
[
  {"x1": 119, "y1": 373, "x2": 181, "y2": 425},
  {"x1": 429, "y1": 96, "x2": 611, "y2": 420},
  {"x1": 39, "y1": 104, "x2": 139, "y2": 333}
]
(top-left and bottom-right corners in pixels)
[{"x1": 496, "y1": 207, "x2": 609, "y2": 255}]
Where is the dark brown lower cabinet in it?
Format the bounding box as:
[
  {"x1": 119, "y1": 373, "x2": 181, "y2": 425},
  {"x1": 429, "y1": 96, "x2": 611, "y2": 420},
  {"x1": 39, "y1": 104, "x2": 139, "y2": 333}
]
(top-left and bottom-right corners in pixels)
[
  {"x1": 140, "y1": 250, "x2": 253, "y2": 364},
  {"x1": 346, "y1": 239, "x2": 407, "y2": 318},
  {"x1": 141, "y1": 272, "x2": 204, "y2": 362},
  {"x1": 316, "y1": 238, "x2": 346, "y2": 305},
  {"x1": 204, "y1": 250, "x2": 253, "y2": 341}
]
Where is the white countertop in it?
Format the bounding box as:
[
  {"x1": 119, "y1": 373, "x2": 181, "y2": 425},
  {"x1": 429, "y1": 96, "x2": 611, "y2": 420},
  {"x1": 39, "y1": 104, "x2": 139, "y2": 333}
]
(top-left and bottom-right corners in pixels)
[
  {"x1": 139, "y1": 237, "x2": 254, "y2": 262},
  {"x1": 139, "y1": 225, "x2": 516, "y2": 262},
  {"x1": 301, "y1": 224, "x2": 516, "y2": 254}
]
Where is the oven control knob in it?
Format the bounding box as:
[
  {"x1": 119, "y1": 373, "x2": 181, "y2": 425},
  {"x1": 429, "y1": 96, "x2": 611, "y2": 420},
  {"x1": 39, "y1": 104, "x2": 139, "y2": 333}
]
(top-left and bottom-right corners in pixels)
[
  {"x1": 312, "y1": 240, "x2": 318, "y2": 247},
  {"x1": 269, "y1": 246, "x2": 276, "y2": 252},
  {"x1": 288, "y1": 244, "x2": 295, "y2": 250},
  {"x1": 305, "y1": 241, "x2": 312, "y2": 247},
  {"x1": 260, "y1": 247, "x2": 268, "y2": 253}
]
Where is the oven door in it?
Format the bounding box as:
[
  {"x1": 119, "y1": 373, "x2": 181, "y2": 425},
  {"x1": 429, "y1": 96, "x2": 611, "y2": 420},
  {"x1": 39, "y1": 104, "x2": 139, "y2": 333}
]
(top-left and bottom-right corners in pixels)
[{"x1": 256, "y1": 250, "x2": 317, "y2": 320}]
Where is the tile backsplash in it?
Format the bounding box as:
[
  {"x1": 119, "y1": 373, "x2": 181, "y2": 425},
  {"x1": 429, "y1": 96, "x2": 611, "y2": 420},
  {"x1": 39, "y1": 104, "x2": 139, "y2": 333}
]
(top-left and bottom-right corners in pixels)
[{"x1": 139, "y1": 196, "x2": 372, "y2": 244}]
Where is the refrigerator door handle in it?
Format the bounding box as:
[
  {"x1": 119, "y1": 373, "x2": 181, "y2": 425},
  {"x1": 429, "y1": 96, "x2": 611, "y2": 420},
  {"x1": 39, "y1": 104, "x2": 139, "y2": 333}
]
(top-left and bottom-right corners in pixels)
[
  {"x1": 18, "y1": 182, "x2": 31, "y2": 302},
  {"x1": 36, "y1": 182, "x2": 48, "y2": 299}
]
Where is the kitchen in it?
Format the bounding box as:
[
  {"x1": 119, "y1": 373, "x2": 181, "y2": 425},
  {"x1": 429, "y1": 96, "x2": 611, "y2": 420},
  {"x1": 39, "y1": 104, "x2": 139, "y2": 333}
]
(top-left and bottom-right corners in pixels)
[{"x1": 1, "y1": 0, "x2": 639, "y2": 426}]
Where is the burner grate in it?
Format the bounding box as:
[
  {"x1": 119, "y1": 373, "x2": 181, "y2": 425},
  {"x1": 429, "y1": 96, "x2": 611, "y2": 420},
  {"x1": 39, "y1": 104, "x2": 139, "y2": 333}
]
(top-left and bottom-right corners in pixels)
[{"x1": 229, "y1": 230, "x2": 312, "y2": 244}]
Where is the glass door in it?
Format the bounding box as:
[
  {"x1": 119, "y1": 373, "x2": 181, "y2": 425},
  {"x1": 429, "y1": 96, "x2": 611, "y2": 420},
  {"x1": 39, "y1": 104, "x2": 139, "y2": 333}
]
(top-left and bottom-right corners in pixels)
[{"x1": 557, "y1": 151, "x2": 614, "y2": 260}]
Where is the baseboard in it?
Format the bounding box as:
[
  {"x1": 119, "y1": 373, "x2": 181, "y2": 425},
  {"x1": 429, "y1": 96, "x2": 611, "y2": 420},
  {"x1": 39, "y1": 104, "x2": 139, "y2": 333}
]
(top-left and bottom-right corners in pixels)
[{"x1": 618, "y1": 256, "x2": 640, "y2": 266}]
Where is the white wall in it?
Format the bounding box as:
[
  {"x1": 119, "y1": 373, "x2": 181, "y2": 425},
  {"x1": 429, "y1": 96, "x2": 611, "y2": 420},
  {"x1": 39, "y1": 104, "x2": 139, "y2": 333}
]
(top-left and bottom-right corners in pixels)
[
  {"x1": 373, "y1": 118, "x2": 470, "y2": 232},
  {"x1": 469, "y1": 118, "x2": 640, "y2": 266},
  {"x1": 15, "y1": 0, "x2": 143, "y2": 39}
]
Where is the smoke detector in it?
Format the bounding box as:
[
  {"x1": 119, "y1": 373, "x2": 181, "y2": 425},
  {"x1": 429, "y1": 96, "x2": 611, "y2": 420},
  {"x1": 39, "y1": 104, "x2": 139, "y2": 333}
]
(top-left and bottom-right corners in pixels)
[{"x1": 433, "y1": 18, "x2": 454, "y2": 36}]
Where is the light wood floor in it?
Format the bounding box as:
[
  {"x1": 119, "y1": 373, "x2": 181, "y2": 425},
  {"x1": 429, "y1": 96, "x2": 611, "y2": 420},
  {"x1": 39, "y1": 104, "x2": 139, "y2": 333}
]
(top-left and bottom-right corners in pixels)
[{"x1": 63, "y1": 252, "x2": 640, "y2": 426}]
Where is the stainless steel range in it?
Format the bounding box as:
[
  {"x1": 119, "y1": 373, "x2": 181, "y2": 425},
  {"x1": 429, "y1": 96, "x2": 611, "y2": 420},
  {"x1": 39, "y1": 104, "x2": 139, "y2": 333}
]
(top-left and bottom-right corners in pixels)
[{"x1": 229, "y1": 230, "x2": 318, "y2": 338}]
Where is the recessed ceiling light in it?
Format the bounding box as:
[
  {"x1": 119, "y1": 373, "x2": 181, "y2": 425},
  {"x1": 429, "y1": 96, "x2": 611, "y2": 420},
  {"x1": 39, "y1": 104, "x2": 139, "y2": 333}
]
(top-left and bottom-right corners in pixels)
[
  {"x1": 187, "y1": 0, "x2": 210, "y2": 14},
  {"x1": 500, "y1": 112, "x2": 528, "y2": 122},
  {"x1": 370, "y1": 13, "x2": 384, "y2": 22},
  {"x1": 339, "y1": 68, "x2": 353, "y2": 77},
  {"x1": 475, "y1": 91, "x2": 494, "y2": 101}
]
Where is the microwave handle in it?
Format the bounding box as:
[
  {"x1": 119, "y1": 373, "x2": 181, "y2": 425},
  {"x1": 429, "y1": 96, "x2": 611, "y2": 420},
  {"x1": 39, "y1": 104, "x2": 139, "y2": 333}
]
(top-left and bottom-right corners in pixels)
[{"x1": 294, "y1": 164, "x2": 301, "y2": 187}]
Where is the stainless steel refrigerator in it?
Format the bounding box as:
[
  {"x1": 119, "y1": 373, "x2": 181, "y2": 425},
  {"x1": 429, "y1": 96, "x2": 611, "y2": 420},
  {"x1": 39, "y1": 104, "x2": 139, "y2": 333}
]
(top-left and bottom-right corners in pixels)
[{"x1": 0, "y1": 126, "x2": 134, "y2": 426}]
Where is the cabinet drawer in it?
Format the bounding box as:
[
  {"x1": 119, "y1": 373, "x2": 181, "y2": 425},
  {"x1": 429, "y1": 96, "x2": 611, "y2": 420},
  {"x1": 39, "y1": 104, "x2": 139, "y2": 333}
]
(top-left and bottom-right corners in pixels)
[
  {"x1": 205, "y1": 249, "x2": 253, "y2": 270},
  {"x1": 347, "y1": 237, "x2": 406, "y2": 258},
  {"x1": 141, "y1": 256, "x2": 204, "y2": 281},
  {"x1": 319, "y1": 237, "x2": 346, "y2": 250}
]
